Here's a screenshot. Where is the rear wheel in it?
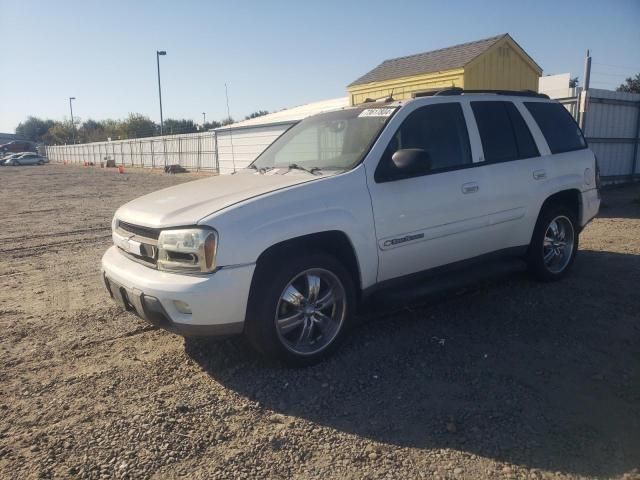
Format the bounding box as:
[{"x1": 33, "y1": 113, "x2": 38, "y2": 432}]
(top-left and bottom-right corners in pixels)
[
  {"x1": 38, "y1": 160, "x2": 45, "y2": 165},
  {"x1": 245, "y1": 251, "x2": 355, "y2": 366},
  {"x1": 527, "y1": 205, "x2": 579, "y2": 281}
]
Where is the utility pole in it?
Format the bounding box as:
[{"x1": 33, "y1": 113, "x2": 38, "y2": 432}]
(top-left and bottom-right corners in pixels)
[
  {"x1": 202, "y1": 112, "x2": 206, "y2": 126},
  {"x1": 156, "y1": 50, "x2": 167, "y2": 135},
  {"x1": 579, "y1": 49, "x2": 592, "y2": 130},
  {"x1": 69, "y1": 97, "x2": 76, "y2": 143}
]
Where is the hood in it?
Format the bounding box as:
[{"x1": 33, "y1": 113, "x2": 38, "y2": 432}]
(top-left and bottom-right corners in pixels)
[{"x1": 115, "y1": 171, "x2": 317, "y2": 227}]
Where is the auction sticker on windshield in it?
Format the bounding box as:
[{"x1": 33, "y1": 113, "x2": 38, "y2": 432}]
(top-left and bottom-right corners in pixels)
[{"x1": 358, "y1": 108, "x2": 395, "y2": 118}]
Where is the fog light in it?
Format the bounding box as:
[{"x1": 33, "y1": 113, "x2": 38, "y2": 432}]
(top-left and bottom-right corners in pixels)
[{"x1": 174, "y1": 300, "x2": 192, "y2": 314}]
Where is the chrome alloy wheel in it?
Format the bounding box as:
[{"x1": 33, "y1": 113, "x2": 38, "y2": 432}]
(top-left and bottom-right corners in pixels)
[
  {"x1": 543, "y1": 215, "x2": 575, "y2": 274},
  {"x1": 275, "y1": 268, "x2": 347, "y2": 356}
]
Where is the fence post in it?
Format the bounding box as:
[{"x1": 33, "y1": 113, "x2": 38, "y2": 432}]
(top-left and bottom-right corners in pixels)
[
  {"x1": 213, "y1": 131, "x2": 219, "y2": 173},
  {"x1": 163, "y1": 137, "x2": 167, "y2": 168},
  {"x1": 579, "y1": 50, "x2": 591, "y2": 130},
  {"x1": 632, "y1": 102, "x2": 640, "y2": 181},
  {"x1": 151, "y1": 140, "x2": 155, "y2": 169},
  {"x1": 178, "y1": 136, "x2": 182, "y2": 167},
  {"x1": 197, "y1": 133, "x2": 202, "y2": 172}
]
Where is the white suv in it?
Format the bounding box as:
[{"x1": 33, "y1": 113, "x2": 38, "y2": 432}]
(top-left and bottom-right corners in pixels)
[{"x1": 102, "y1": 89, "x2": 600, "y2": 365}]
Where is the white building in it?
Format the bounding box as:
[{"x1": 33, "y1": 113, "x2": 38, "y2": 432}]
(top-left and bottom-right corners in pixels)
[{"x1": 214, "y1": 97, "x2": 348, "y2": 174}]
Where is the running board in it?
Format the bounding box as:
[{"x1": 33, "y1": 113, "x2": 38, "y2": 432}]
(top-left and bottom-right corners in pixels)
[{"x1": 364, "y1": 256, "x2": 527, "y2": 310}]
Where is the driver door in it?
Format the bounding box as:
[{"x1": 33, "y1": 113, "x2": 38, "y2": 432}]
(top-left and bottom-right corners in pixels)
[{"x1": 367, "y1": 102, "x2": 494, "y2": 282}]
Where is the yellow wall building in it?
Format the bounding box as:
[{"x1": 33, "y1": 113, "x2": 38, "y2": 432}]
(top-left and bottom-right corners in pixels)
[{"x1": 347, "y1": 34, "x2": 542, "y2": 105}]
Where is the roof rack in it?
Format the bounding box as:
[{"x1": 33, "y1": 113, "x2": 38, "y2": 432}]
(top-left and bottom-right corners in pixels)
[{"x1": 414, "y1": 88, "x2": 549, "y2": 99}]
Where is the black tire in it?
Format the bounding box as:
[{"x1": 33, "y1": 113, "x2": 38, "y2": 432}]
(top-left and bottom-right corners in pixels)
[
  {"x1": 527, "y1": 204, "x2": 579, "y2": 281},
  {"x1": 245, "y1": 250, "x2": 356, "y2": 366},
  {"x1": 38, "y1": 160, "x2": 44, "y2": 165}
]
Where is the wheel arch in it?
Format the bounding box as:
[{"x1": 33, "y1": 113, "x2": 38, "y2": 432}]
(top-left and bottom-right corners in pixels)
[
  {"x1": 249, "y1": 230, "x2": 363, "y2": 303},
  {"x1": 529, "y1": 188, "x2": 583, "y2": 248},
  {"x1": 540, "y1": 189, "x2": 582, "y2": 223}
]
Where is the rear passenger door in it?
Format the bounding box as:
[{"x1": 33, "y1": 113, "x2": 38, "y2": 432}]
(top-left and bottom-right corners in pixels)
[{"x1": 470, "y1": 100, "x2": 545, "y2": 250}]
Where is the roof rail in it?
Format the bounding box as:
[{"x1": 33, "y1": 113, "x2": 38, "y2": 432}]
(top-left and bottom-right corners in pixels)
[{"x1": 414, "y1": 88, "x2": 549, "y2": 99}]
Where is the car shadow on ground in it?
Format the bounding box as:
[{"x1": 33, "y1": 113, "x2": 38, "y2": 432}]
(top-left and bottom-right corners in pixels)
[{"x1": 185, "y1": 249, "x2": 640, "y2": 478}]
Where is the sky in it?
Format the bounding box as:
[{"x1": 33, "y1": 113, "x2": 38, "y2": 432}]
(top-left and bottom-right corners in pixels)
[{"x1": 0, "y1": 0, "x2": 639, "y2": 133}]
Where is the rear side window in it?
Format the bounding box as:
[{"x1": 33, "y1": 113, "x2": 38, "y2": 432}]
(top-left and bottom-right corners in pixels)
[
  {"x1": 524, "y1": 102, "x2": 587, "y2": 154},
  {"x1": 471, "y1": 101, "x2": 539, "y2": 163},
  {"x1": 505, "y1": 103, "x2": 539, "y2": 159}
]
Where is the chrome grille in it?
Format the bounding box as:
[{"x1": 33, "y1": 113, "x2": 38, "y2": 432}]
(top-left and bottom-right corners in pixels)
[
  {"x1": 115, "y1": 220, "x2": 159, "y2": 267},
  {"x1": 117, "y1": 220, "x2": 160, "y2": 240}
]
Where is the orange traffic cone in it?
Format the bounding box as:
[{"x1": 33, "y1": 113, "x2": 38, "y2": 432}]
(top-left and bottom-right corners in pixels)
[{"x1": 118, "y1": 166, "x2": 125, "y2": 174}]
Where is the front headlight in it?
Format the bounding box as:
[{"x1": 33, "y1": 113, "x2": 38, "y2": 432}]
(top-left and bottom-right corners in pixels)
[{"x1": 157, "y1": 227, "x2": 218, "y2": 274}]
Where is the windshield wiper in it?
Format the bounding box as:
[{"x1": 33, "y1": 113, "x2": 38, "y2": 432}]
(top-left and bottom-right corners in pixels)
[
  {"x1": 287, "y1": 163, "x2": 321, "y2": 175},
  {"x1": 247, "y1": 164, "x2": 276, "y2": 174}
]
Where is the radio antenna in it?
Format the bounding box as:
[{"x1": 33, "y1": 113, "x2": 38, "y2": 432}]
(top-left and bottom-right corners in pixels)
[{"x1": 225, "y1": 83, "x2": 236, "y2": 173}]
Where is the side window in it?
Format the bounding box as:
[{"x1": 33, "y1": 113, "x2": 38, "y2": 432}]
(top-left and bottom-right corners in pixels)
[
  {"x1": 524, "y1": 102, "x2": 587, "y2": 154},
  {"x1": 376, "y1": 103, "x2": 471, "y2": 181},
  {"x1": 471, "y1": 101, "x2": 539, "y2": 163},
  {"x1": 505, "y1": 103, "x2": 539, "y2": 159}
]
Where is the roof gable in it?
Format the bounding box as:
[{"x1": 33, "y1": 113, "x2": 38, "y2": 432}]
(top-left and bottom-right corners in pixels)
[{"x1": 348, "y1": 34, "x2": 507, "y2": 87}]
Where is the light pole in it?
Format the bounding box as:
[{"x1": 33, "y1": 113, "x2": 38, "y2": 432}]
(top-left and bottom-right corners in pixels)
[
  {"x1": 156, "y1": 50, "x2": 166, "y2": 135},
  {"x1": 202, "y1": 112, "x2": 206, "y2": 126},
  {"x1": 69, "y1": 97, "x2": 76, "y2": 143}
]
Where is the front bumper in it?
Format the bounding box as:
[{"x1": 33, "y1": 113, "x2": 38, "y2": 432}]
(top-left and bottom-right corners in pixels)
[{"x1": 101, "y1": 246, "x2": 254, "y2": 337}]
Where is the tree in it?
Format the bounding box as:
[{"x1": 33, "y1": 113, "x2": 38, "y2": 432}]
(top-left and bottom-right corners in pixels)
[
  {"x1": 569, "y1": 77, "x2": 579, "y2": 88},
  {"x1": 123, "y1": 114, "x2": 158, "y2": 139},
  {"x1": 220, "y1": 117, "x2": 234, "y2": 126},
  {"x1": 42, "y1": 121, "x2": 75, "y2": 145},
  {"x1": 15, "y1": 117, "x2": 55, "y2": 142},
  {"x1": 244, "y1": 110, "x2": 269, "y2": 120},
  {"x1": 617, "y1": 74, "x2": 640, "y2": 94},
  {"x1": 202, "y1": 121, "x2": 221, "y2": 130},
  {"x1": 163, "y1": 119, "x2": 198, "y2": 135},
  {"x1": 78, "y1": 119, "x2": 106, "y2": 143}
]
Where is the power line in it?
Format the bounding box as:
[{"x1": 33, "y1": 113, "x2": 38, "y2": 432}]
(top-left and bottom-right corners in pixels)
[
  {"x1": 592, "y1": 61, "x2": 639, "y2": 70},
  {"x1": 590, "y1": 71, "x2": 629, "y2": 77}
]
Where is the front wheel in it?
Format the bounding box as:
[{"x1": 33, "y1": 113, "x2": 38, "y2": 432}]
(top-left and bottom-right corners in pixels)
[
  {"x1": 527, "y1": 205, "x2": 579, "y2": 281},
  {"x1": 245, "y1": 251, "x2": 355, "y2": 366}
]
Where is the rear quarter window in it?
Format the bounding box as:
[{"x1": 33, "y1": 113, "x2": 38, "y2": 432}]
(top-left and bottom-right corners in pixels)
[{"x1": 524, "y1": 102, "x2": 587, "y2": 154}]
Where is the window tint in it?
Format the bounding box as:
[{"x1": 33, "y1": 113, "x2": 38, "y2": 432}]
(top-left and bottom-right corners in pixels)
[
  {"x1": 505, "y1": 103, "x2": 539, "y2": 159},
  {"x1": 471, "y1": 101, "x2": 539, "y2": 163},
  {"x1": 376, "y1": 103, "x2": 471, "y2": 181},
  {"x1": 525, "y1": 102, "x2": 587, "y2": 154}
]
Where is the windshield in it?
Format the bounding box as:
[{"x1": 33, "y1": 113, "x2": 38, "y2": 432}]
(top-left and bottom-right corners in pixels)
[{"x1": 251, "y1": 106, "x2": 396, "y2": 171}]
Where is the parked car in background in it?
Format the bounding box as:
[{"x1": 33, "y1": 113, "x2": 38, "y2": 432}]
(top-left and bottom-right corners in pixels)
[
  {"x1": 102, "y1": 89, "x2": 600, "y2": 365},
  {"x1": 3, "y1": 152, "x2": 47, "y2": 166},
  {"x1": 0, "y1": 140, "x2": 36, "y2": 153},
  {"x1": 0, "y1": 152, "x2": 25, "y2": 165}
]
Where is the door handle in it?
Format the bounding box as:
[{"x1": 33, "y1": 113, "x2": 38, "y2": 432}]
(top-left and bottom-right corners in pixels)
[
  {"x1": 461, "y1": 182, "x2": 479, "y2": 194},
  {"x1": 533, "y1": 169, "x2": 547, "y2": 180}
]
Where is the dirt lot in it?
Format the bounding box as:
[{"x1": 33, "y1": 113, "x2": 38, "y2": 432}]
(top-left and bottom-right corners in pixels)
[{"x1": 0, "y1": 164, "x2": 638, "y2": 480}]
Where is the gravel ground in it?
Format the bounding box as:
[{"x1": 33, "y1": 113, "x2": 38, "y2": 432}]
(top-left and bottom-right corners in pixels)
[{"x1": 0, "y1": 164, "x2": 639, "y2": 480}]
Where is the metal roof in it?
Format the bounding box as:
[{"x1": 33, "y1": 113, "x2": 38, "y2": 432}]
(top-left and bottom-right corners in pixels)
[
  {"x1": 215, "y1": 97, "x2": 349, "y2": 132},
  {"x1": 349, "y1": 34, "x2": 508, "y2": 87}
]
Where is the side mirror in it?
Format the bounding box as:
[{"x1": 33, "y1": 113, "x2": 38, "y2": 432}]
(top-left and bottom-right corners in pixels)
[{"x1": 391, "y1": 148, "x2": 431, "y2": 174}]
